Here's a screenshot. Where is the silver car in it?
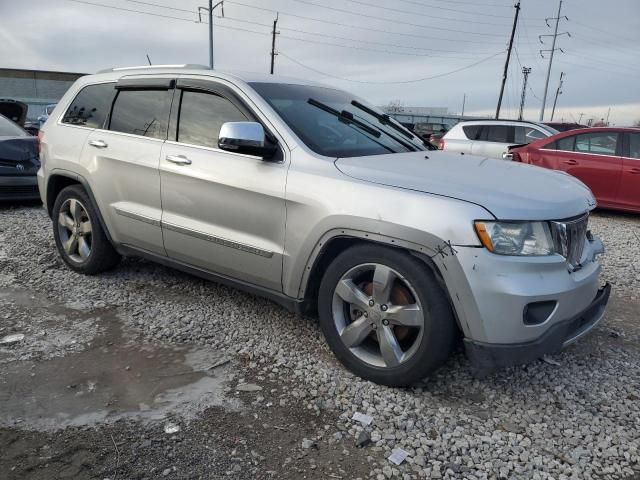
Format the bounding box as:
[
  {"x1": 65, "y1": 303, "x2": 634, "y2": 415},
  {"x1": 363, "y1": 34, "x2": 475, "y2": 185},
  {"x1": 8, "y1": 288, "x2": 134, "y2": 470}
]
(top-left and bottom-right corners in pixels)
[{"x1": 38, "y1": 65, "x2": 610, "y2": 386}]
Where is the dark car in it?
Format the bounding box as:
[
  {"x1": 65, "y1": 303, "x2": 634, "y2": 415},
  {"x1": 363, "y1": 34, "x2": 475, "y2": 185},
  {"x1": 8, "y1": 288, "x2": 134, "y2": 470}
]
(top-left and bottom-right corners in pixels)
[
  {"x1": 509, "y1": 127, "x2": 640, "y2": 213},
  {"x1": 544, "y1": 122, "x2": 587, "y2": 132},
  {"x1": 0, "y1": 113, "x2": 40, "y2": 201}
]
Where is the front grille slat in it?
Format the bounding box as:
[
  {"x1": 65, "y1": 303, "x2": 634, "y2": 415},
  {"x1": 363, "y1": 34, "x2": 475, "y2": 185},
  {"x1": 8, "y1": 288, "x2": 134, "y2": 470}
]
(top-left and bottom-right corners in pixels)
[{"x1": 552, "y1": 214, "x2": 589, "y2": 271}]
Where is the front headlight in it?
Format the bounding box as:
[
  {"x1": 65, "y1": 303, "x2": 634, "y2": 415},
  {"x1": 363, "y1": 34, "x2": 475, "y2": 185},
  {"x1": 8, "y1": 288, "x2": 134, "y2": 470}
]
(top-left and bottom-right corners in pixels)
[{"x1": 474, "y1": 221, "x2": 555, "y2": 256}]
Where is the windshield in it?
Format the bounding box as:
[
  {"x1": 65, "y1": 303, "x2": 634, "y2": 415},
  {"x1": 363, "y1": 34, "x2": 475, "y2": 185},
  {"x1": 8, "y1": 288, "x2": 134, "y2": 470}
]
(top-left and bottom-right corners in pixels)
[
  {"x1": 250, "y1": 82, "x2": 425, "y2": 158},
  {"x1": 0, "y1": 115, "x2": 27, "y2": 137}
]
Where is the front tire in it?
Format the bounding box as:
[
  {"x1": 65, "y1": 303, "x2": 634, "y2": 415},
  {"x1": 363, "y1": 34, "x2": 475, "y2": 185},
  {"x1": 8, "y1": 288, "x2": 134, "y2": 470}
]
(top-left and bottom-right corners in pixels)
[
  {"x1": 318, "y1": 244, "x2": 456, "y2": 386},
  {"x1": 52, "y1": 185, "x2": 121, "y2": 275}
]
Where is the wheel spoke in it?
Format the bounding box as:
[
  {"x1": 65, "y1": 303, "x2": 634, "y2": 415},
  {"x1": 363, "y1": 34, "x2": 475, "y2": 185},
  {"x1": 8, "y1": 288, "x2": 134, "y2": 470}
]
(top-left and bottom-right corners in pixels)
[
  {"x1": 77, "y1": 236, "x2": 91, "y2": 259},
  {"x1": 340, "y1": 315, "x2": 373, "y2": 348},
  {"x1": 79, "y1": 221, "x2": 92, "y2": 235},
  {"x1": 386, "y1": 304, "x2": 423, "y2": 327},
  {"x1": 58, "y1": 212, "x2": 74, "y2": 230},
  {"x1": 335, "y1": 279, "x2": 370, "y2": 310},
  {"x1": 377, "y1": 325, "x2": 404, "y2": 368},
  {"x1": 64, "y1": 234, "x2": 78, "y2": 255},
  {"x1": 69, "y1": 199, "x2": 82, "y2": 222},
  {"x1": 372, "y1": 264, "x2": 395, "y2": 304}
]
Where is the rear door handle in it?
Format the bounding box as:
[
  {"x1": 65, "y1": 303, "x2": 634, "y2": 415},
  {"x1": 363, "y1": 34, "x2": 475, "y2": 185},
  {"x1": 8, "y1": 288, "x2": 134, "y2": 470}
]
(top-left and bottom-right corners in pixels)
[
  {"x1": 166, "y1": 154, "x2": 192, "y2": 165},
  {"x1": 563, "y1": 159, "x2": 578, "y2": 166},
  {"x1": 88, "y1": 140, "x2": 108, "y2": 149},
  {"x1": 630, "y1": 168, "x2": 640, "y2": 174}
]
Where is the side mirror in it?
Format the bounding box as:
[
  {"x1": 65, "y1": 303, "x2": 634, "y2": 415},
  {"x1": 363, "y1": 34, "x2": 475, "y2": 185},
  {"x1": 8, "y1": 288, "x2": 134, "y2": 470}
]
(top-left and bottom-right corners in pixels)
[{"x1": 218, "y1": 122, "x2": 277, "y2": 159}]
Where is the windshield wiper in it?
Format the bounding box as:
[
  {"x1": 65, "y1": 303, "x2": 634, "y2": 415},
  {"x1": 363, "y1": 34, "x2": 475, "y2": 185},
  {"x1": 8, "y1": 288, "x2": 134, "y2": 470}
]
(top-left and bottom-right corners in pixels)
[
  {"x1": 307, "y1": 98, "x2": 382, "y2": 138},
  {"x1": 349, "y1": 100, "x2": 420, "y2": 152},
  {"x1": 350, "y1": 100, "x2": 414, "y2": 140}
]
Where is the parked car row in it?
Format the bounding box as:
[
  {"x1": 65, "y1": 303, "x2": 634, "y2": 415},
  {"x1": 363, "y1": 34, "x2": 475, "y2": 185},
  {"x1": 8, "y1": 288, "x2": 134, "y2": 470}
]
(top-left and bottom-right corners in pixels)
[{"x1": 37, "y1": 65, "x2": 611, "y2": 386}]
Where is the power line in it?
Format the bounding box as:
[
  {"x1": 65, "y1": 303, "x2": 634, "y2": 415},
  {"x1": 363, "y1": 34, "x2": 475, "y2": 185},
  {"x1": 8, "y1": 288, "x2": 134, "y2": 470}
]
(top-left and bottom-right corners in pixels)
[
  {"x1": 334, "y1": 0, "x2": 507, "y2": 26},
  {"x1": 278, "y1": 50, "x2": 505, "y2": 84},
  {"x1": 399, "y1": 0, "x2": 514, "y2": 8},
  {"x1": 224, "y1": 1, "x2": 507, "y2": 46},
  {"x1": 285, "y1": 0, "x2": 507, "y2": 37},
  {"x1": 383, "y1": 0, "x2": 515, "y2": 17},
  {"x1": 539, "y1": 0, "x2": 568, "y2": 121},
  {"x1": 217, "y1": 15, "x2": 493, "y2": 59}
]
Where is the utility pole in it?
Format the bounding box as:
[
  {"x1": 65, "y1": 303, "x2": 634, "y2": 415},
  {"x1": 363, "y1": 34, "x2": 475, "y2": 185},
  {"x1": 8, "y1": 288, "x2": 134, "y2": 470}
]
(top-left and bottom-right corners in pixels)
[
  {"x1": 495, "y1": 0, "x2": 520, "y2": 119},
  {"x1": 270, "y1": 13, "x2": 279, "y2": 74},
  {"x1": 461, "y1": 93, "x2": 466, "y2": 116},
  {"x1": 550, "y1": 71, "x2": 564, "y2": 121},
  {"x1": 578, "y1": 112, "x2": 584, "y2": 124},
  {"x1": 605, "y1": 107, "x2": 611, "y2": 125},
  {"x1": 539, "y1": 0, "x2": 569, "y2": 121},
  {"x1": 199, "y1": 1, "x2": 224, "y2": 69},
  {"x1": 518, "y1": 67, "x2": 531, "y2": 121},
  {"x1": 146, "y1": 54, "x2": 152, "y2": 66}
]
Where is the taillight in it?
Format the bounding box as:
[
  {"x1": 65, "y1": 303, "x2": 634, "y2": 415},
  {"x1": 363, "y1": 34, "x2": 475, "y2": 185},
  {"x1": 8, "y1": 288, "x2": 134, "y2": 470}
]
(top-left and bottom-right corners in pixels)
[{"x1": 438, "y1": 138, "x2": 445, "y2": 150}]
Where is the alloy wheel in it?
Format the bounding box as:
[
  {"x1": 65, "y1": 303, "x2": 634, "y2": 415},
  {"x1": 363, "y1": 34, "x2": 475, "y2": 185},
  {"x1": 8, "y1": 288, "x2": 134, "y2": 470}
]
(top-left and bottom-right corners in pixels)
[
  {"x1": 57, "y1": 198, "x2": 93, "y2": 263},
  {"x1": 331, "y1": 263, "x2": 425, "y2": 368}
]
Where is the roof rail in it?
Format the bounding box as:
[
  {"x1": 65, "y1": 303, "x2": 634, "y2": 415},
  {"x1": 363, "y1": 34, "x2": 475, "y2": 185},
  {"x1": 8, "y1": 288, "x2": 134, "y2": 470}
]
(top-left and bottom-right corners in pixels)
[{"x1": 97, "y1": 64, "x2": 210, "y2": 73}]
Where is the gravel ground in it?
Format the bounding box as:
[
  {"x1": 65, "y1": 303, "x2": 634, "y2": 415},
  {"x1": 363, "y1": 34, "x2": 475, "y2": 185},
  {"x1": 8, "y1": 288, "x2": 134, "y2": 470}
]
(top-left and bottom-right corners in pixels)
[{"x1": 0, "y1": 204, "x2": 639, "y2": 479}]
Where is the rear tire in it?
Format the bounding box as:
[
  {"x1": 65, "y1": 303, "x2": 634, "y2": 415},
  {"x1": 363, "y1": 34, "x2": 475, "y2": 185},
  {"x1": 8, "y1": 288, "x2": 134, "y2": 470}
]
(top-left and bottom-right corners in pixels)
[
  {"x1": 318, "y1": 244, "x2": 456, "y2": 386},
  {"x1": 52, "y1": 185, "x2": 120, "y2": 275}
]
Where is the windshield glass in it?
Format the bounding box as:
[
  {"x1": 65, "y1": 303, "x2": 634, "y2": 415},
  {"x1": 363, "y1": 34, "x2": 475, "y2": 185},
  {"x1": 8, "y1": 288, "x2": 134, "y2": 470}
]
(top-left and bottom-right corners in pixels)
[
  {"x1": 250, "y1": 82, "x2": 425, "y2": 158},
  {"x1": 0, "y1": 115, "x2": 27, "y2": 137}
]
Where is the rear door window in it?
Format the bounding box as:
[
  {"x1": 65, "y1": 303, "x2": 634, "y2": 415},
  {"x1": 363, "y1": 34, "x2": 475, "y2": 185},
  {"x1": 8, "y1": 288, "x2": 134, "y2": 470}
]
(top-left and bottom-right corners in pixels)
[
  {"x1": 177, "y1": 90, "x2": 248, "y2": 148},
  {"x1": 484, "y1": 125, "x2": 513, "y2": 143},
  {"x1": 109, "y1": 89, "x2": 171, "y2": 140},
  {"x1": 62, "y1": 83, "x2": 116, "y2": 129},
  {"x1": 574, "y1": 132, "x2": 618, "y2": 155}
]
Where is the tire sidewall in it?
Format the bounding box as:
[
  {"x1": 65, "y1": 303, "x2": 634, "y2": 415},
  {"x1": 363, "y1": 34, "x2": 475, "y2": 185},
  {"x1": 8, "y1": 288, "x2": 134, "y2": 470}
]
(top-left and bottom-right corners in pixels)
[{"x1": 318, "y1": 245, "x2": 455, "y2": 386}]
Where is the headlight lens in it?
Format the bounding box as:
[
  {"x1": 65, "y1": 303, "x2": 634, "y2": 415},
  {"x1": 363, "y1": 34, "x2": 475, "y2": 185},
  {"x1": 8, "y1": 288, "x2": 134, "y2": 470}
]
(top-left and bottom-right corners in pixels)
[{"x1": 474, "y1": 221, "x2": 555, "y2": 256}]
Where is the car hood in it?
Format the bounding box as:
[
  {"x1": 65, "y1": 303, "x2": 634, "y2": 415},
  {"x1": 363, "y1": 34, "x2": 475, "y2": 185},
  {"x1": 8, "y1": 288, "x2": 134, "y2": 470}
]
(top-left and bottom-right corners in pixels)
[
  {"x1": 0, "y1": 136, "x2": 40, "y2": 176},
  {"x1": 335, "y1": 150, "x2": 595, "y2": 220}
]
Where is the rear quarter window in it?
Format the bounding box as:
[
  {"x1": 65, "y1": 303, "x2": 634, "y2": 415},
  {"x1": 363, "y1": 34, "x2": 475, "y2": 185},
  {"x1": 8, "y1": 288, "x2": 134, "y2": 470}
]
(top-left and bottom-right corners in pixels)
[
  {"x1": 62, "y1": 83, "x2": 116, "y2": 129},
  {"x1": 462, "y1": 125, "x2": 482, "y2": 140}
]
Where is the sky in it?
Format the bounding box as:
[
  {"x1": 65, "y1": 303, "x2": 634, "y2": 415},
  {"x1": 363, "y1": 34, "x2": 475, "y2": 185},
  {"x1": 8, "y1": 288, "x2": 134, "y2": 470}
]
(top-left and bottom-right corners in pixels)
[{"x1": 1, "y1": 0, "x2": 638, "y2": 125}]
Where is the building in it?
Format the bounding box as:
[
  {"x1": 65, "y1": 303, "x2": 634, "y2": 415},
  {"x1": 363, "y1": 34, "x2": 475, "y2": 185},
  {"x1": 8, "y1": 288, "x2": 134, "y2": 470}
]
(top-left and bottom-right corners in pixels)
[
  {"x1": 0, "y1": 68, "x2": 86, "y2": 120},
  {"x1": 381, "y1": 105, "x2": 478, "y2": 129}
]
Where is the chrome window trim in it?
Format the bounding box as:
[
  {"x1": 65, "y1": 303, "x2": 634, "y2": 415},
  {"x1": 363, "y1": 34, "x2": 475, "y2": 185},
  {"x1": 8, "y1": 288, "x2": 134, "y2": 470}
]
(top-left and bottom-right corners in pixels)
[
  {"x1": 164, "y1": 140, "x2": 269, "y2": 161},
  {"x1": 92, "y1": 128, "x2": 167, "y2": 144},
  {"x1": 538, "y1": 148, "x2": 620, "y2": 159},
  {"x1": 162, "y1": 221, "x2": 274, "y2": 258}
]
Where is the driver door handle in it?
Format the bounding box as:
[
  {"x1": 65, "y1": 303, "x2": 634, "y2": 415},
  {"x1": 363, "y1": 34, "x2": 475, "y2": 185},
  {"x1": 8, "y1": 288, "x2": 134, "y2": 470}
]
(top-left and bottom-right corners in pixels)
[
  {"x1": 166, "y1": 154, "x2": 192, "y2": 165},
  {"x1": 88, "y1": 140, "x2": 108, "y2": 149},
  {"x1": 563, "y1": 159, "x2": 578, "y2": 166}
]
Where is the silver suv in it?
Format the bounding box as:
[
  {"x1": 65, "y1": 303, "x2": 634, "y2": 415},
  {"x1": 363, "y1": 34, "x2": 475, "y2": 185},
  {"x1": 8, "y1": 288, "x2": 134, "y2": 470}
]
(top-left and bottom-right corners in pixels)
[{"x1": 38, "y1": 66, "x2": 610, "y2": 386}]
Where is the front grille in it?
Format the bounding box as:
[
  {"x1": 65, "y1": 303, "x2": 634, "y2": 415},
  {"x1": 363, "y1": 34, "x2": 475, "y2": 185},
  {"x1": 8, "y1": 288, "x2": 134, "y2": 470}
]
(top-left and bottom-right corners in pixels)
[{"x1": 551, "y1": 214, "x2": 589, "y2": 271}]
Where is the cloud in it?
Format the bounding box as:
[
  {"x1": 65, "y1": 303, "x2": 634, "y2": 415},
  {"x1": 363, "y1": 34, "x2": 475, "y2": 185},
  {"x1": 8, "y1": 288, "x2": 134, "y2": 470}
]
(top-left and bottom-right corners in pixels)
[{"x1": 1, "y1": 0, "x2": 638, "y2": 124}]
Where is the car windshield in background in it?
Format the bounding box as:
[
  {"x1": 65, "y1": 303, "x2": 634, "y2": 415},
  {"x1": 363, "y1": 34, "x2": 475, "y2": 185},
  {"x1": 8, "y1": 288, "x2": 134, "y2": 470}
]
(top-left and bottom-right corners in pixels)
[
  {"x1": 0, "y1": 115, "x2": 27, "y2": 137},
  {"x1": 250, "y1": 82, "x2": 425, "y2": 158}
]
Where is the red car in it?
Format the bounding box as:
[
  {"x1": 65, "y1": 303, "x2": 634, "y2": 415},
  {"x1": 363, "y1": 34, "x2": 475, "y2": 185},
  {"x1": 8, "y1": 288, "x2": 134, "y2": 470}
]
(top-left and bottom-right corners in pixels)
[{"x1": 509, "y1": 127, "x2": 640, "y2": 213}]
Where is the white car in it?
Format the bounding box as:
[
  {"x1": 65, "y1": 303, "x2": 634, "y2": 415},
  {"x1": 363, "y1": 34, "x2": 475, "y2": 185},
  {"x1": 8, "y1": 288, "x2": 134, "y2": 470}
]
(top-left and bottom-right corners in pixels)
[{"x1": 440, "y1": 120, "x2": 558, "y2": 160}]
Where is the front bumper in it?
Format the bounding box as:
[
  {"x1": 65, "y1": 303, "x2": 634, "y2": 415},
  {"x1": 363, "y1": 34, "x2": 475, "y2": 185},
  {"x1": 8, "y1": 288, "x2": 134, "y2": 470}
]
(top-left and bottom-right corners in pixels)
[
  {"x1": 0, "y1": 175, "x2": 40, "y2": 200},
  {"x1": 464, "y1": 283, "x2": 610, "y2": 369}
]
